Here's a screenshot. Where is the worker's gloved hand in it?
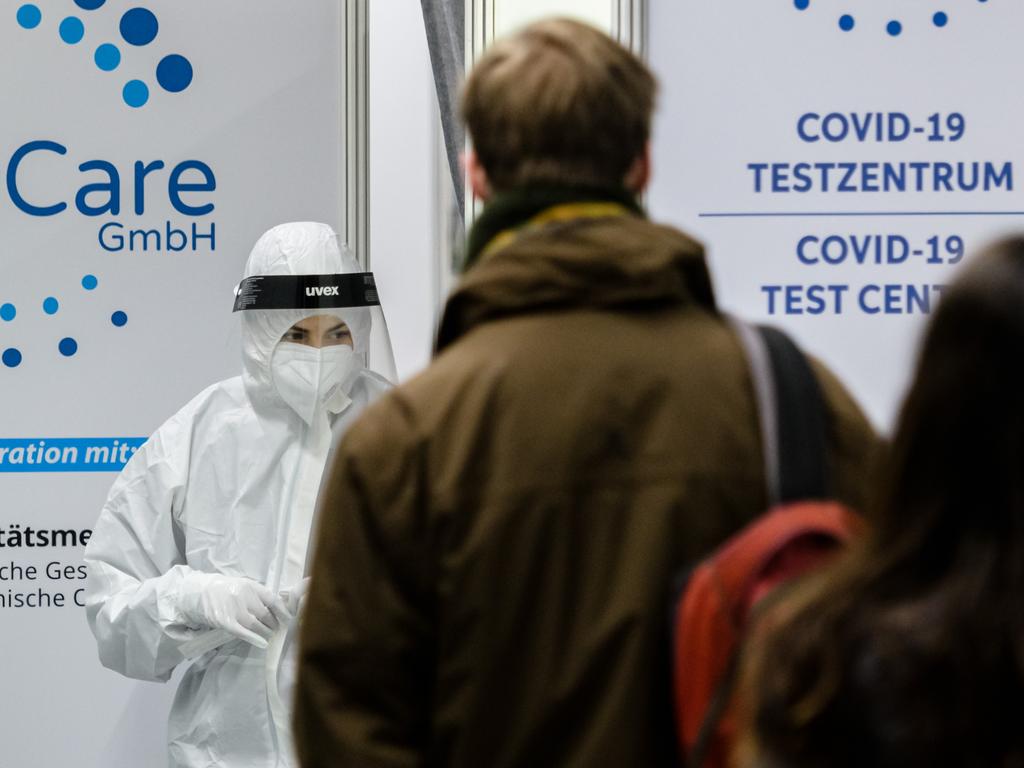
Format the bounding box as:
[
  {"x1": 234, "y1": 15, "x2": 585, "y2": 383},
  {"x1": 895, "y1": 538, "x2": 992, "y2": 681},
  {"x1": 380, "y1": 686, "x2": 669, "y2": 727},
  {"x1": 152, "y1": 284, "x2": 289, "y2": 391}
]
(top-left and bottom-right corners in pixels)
[
  {"x1": 178, "y1": 573, "x2": 288, "y2": 650},
  {"x1": 282, "y1": 577, "x2": 311, "y2": 619}
]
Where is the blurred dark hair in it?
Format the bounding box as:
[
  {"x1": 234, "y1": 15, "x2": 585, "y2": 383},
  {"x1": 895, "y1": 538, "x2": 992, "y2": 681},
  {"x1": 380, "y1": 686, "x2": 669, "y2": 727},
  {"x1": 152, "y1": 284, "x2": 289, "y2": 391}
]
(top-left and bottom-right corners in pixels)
[{"x1": 738, "y1": 237, "x2": 1024, "y2": 768}]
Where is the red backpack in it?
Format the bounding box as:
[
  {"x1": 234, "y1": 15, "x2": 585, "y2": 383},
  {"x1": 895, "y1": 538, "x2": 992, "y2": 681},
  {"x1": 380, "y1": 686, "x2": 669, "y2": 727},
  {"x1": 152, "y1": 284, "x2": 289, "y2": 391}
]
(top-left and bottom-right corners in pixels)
[{"x1": 671, "y1": 321, "x2": 864, "y2": 768}]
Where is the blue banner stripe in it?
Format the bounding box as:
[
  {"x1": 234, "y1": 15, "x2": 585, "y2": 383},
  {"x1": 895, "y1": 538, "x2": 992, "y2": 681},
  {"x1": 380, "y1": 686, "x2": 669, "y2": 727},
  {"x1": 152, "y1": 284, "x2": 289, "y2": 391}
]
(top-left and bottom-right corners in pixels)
[{"x1": 0, "y1": 438, "x2": 147, "y2": 473}]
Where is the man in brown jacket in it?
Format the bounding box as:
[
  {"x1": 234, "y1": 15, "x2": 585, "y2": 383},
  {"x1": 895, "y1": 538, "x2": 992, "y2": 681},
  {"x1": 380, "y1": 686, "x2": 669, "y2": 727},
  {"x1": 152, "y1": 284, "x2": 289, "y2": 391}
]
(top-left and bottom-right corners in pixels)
[{"x1": 294, "y1": 18, "x2": 877, "y2": 768}]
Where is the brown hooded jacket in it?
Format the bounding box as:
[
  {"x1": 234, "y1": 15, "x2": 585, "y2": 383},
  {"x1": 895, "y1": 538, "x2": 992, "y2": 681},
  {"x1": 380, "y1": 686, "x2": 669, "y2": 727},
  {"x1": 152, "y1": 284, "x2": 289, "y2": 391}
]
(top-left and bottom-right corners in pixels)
[{"x1": 295, "y1": 207, "x2": 878, "y2": 768}]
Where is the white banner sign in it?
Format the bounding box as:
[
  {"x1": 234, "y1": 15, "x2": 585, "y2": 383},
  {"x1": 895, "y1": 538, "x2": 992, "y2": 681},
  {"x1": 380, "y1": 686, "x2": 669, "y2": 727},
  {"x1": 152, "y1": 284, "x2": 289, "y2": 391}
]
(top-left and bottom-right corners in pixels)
[
  {"x1": 648, "y1": 0, "x2": 1024, "y2": 427},
  {"x1": 1, "y1": 1, "x2": 346, "y2": 765}
]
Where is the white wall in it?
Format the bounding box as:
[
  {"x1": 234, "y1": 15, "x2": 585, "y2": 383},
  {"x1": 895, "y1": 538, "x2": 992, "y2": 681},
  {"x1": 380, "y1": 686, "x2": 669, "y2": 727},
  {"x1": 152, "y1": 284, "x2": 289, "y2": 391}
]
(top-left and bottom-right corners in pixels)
[
  {"x1": 370, "y1": 1, "x2": 438, "y2": 381},
  {"x1": 494, "y1": 0, "x2": 612, "y2": 37}
]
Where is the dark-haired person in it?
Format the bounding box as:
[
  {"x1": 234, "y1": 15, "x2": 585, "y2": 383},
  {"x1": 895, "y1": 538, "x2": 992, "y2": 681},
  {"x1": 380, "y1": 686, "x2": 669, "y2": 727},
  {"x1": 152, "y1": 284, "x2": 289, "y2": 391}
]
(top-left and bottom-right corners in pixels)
[
  {"x1": 737, "y1": 237, "x2": 1024, "y2": 768},
  {"x1": 295, "y1": 19, "x2": 878, "y2": 768}
]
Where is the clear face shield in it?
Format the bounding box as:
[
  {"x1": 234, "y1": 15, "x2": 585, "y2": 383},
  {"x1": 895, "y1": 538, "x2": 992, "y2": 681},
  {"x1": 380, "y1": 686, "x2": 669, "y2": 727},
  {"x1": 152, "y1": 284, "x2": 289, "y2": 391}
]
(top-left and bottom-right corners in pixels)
[{"x1": 233, "y1": 271, "x2": 397, "y2": 413}]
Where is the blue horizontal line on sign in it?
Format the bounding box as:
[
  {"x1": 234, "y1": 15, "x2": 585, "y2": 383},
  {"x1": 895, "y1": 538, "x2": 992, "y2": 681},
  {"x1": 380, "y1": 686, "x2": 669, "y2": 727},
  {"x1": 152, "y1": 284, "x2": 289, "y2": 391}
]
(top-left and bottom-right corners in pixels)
[
  {"x1": 0, "y1": 438, "x2": 147, "y2": 473},
  {"x1": 698, "y1": 211, "x2": 1024, "y2": 218}
]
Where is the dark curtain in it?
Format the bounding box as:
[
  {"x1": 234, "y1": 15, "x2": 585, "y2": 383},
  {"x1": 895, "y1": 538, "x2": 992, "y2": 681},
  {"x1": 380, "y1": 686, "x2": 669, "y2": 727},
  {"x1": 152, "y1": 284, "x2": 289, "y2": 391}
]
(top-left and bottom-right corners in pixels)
[{"x1": 420, "y1": 0, "x2": 466, "y2": 217}]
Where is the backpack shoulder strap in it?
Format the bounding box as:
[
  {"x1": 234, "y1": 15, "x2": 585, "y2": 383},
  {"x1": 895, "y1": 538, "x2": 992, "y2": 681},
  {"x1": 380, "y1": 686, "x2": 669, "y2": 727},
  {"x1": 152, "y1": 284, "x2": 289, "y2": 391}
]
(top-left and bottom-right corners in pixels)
[
  {"x1": 681, "y1": 319, "x2": 834, "y2": 768},
  {"x1": 729, "y1": 317, "x2": 829, "y2": 504},
  {"x1": 730, "y1": 319, "x2": 782, "y2": 505},
  {"x1": 758, "y1": 325, "x2": 829, "y2": 502}
]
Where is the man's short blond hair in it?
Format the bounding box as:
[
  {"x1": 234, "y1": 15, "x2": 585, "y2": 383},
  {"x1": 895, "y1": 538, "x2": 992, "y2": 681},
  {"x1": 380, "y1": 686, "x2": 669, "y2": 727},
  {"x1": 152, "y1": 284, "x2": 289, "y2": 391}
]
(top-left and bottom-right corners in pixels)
[{"x1": 461, "y1": 18, "x2": 657, "y2": 192}]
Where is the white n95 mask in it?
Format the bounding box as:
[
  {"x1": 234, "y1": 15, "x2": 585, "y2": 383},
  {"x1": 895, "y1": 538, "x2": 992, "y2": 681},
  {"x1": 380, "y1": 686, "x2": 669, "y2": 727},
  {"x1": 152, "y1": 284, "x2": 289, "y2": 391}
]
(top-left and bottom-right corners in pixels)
[{"x1": 270, "y1": 342, "x2": 361, "y2": 425}]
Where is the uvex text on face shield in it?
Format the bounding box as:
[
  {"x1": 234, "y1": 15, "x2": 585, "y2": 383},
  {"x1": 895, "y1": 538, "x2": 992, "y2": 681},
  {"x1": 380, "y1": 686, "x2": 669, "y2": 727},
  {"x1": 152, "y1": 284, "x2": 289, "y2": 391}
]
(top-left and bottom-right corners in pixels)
[{"x1": 232, "y1": 273, "x2": 381, "y2": 312}]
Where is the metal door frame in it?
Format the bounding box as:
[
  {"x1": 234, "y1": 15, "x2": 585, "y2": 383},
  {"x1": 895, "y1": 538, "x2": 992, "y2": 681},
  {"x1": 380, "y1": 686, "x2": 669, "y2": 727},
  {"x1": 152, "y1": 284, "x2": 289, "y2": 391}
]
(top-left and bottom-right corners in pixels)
[{"x1": 343, "y1": 0, "x2": 370, "y2": 267}]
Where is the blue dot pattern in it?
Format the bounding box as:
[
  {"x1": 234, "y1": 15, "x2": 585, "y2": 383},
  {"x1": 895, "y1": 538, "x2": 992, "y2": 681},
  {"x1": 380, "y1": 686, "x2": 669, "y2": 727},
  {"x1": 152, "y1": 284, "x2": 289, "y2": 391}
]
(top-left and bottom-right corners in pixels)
[
  {"x1": 95, "y1": 43, "x2": 121, "y2": 71},
  {"x1": 59, "y1": 338, "x2": 78, "y2": 357},
  {"x1": 59, "y1": 16, "x2": 85, "y2": 44},
  {"x1": 796, "y1": 4, "x2": 987, "y2": 35},
  {"x1": 17, "y1": 4, "x2": 41, "y2": 29},
  {"x1": 120, "y1": 8, "x2": 158, "y2": 46},
  {"x1": 123, "y1": 79, "x2": 149, "y2": 108},
  {"x1": 157, "y1": 54, "x2": 193, "y2": 93},
  {"x1": 3, "y1": 273, "x2": 118, "y2": 366},
  {"x1": 3, "y1": 348, "x2": 23, "y2": 368},
  {"x1": 19, "y1": 4, "x2": 190, "y2": 109}
]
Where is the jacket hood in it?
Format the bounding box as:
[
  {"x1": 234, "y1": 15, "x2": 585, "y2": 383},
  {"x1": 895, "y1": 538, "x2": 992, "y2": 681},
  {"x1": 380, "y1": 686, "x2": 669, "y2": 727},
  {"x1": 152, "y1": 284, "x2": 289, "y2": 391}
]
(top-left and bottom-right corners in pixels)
[
  {"x1": 238, "y1": 222, "x2": 371, "y2": 408},
  {"x1": 436, "y1": 214, "x2": 716, "y2": 352}
]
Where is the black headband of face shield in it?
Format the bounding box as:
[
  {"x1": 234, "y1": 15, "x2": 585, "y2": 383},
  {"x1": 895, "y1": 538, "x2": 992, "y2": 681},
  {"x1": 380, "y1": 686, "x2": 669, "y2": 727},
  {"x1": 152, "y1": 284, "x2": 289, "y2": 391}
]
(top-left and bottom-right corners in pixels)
[{"x1": 232, "y1": 273, "x2": 380, "y2": 312}]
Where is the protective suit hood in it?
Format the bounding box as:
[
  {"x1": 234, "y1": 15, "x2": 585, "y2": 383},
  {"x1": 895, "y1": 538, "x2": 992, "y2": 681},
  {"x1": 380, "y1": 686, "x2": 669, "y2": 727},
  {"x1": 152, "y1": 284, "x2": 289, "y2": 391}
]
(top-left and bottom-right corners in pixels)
[{"x1": 239, "y1": 222, "x2": 371, "y2": 410}]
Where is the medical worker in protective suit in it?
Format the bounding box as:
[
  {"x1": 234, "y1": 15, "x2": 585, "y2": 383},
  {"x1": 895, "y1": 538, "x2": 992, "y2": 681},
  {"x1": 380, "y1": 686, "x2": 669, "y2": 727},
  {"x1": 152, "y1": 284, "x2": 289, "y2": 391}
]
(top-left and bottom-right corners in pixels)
[{"x1": 83, "y1": 222, "x2": 395, "y2": 767}]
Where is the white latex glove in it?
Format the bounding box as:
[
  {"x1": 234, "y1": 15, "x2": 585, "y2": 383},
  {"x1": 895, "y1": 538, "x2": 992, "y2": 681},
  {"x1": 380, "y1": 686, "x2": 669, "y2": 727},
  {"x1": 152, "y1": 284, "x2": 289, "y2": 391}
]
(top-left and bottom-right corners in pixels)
[
  {"x1": 282, "y1": 577, "x2": 311, "y2": 618},
  {"x1": 178, "y1": 573, "x2": 288, "y2": 650}
]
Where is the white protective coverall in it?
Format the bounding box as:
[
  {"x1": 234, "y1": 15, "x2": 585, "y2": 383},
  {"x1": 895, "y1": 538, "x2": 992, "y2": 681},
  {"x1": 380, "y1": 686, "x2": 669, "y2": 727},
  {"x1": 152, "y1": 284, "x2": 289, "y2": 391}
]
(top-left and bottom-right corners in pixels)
[{"x1": 84, "y1": 222, "x2": 394, "y2": 767}]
